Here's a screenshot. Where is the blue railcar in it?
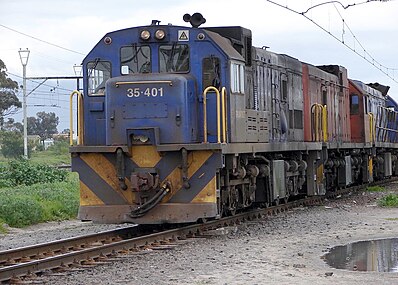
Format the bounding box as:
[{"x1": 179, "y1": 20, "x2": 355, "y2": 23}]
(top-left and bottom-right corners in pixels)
[{"x1": 70, "y1": 14, "x2": 398, "y2": 224}]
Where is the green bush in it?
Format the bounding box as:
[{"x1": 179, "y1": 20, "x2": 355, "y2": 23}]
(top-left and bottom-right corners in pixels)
[
  {"x1": 0, "y1": 194, "x2": 44, "y2": 227},
  {"x1": 366, "y1": 186, "x2": 385, "y2": 192},
  {"x1": 5, "y1": 159, "x2": 67, "y2": 186},
  {"x1": 379, "y1": 194, "x2": 398, "y2": 207},
  {"x1": 0, "y1": 218, "x2": 7, "y2": 234},
  {"x1": 0, "y1": 176, "x2": 79, "y2": 228},
  {"x1": 0, "y1": 130, "x2": 24, "y2": 159},
  {"x1": 47, "y1": 140, "x2": 70, "y2": 155}
]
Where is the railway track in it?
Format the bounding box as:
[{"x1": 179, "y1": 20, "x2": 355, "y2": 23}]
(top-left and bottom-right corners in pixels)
[{"x1": 1, "y1": 178, "x2": 396, "y2": 284}]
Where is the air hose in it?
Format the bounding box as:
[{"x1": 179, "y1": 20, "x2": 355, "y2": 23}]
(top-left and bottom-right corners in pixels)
[{"x1": 129, "y1": 182, "x2": 171, "y2": 218}]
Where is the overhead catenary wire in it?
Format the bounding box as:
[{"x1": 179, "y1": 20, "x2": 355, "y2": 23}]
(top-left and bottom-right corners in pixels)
[
  {"x1": 7, "y1": 71, "x2": 75, "y2": 92},
  {"x1": 301, "y1": 0, "x2": 392, "y2": 15},
  {"x1": 265, "y1": 0, "x2": 398, "y2": 84},
  {"x1": 0, "y1": 23, "x2": 85, "y2": 56},
  {"x1": 331, "y1": 2, "x2": 398, "y2": 71}
]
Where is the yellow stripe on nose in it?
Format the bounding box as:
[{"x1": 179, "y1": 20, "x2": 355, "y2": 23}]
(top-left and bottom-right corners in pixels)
[
  {"x1": 163, "y1": 150, "x2": 214, "y2": 202},
  {"x1": 80, "y1": 153, "x2": 132, "y2": 203},
  {"x1": 131, "y1": 146, "x2": 162, "y2": 167},
  {"x1": 188, "y1": 151, "x2": 213, "y2": 176},
  {"x1": 80, "y1": 180, "x2": 104, "y2": 206},
  {"x1": 192, "y1": 176, "x2": 216, "y2": 203}
]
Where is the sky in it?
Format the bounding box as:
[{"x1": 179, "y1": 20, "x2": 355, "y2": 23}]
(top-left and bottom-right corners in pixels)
[{"x1": 1, "y1": 0, "x2": 397, "y2": 132}]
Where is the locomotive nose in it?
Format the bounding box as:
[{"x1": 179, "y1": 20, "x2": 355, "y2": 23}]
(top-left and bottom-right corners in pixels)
[{"x1": 105, "y1": 74, "x2": 198, "y2": 146}]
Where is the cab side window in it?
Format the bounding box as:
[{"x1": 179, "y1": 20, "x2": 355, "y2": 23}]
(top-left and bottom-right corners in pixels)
[
  {"x1": 350, "y1": 93, "x2": 359, "y2": 114},
  {"x1": 202, "y1": 57, "x2": 221, "y2": 89},
  {"x1": 87, "y1": 61, "x2": 111, "y2": 96},
  {"x1": 230, "y1": 62, "x2": 245, "y2": 93}
]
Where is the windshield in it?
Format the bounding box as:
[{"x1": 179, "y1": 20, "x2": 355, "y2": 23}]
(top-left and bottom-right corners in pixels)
[
  {"x1": 87, "y1": 61, "x2": 111, "y2": 96},
  {"x1": 159, "y1": 44, "x2": 189, "y2": 73},
  {"x1": 120, "y1": 45, "x2": 151, "y2": 74}
]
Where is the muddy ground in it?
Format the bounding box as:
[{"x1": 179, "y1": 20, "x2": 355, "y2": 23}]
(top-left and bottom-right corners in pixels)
[{"x1": 1, "y1": 183, "x2": 398, "y2": 285}]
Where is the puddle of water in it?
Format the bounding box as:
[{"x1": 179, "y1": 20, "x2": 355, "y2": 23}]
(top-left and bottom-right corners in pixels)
[{"x1": 324, "y1": 238, "x2": 398, "y2": 272}]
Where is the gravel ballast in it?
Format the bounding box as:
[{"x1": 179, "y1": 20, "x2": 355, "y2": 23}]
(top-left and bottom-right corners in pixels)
[{"x1": 1, "y1": 184, "x2": 398, "y2": 285}]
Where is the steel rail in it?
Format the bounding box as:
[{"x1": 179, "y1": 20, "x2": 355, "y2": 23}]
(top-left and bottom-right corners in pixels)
[
  {"x1": 0, "y1": 197, "x2": 318, "y2": 283},
  {"x1": 1, "y1": 177, "x2": 396, "y2": 283},
  {"x1": 0, "y1": 226, "x2": 137, "y2": 268}
]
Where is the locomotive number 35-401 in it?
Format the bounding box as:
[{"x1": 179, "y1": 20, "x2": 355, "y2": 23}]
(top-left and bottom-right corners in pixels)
[{"x1": 127, "y1": 87, "x2": 164, "y2": 98}]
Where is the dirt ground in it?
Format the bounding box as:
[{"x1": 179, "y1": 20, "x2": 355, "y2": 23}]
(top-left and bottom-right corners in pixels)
[{"x1": 2, "y1": 183, "x2": 398, "y2": 285}]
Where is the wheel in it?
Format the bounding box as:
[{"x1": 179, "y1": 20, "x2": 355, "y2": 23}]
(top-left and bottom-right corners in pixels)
[{"x1": 227, "y1": 186, "x2": 238, "y2": 216}]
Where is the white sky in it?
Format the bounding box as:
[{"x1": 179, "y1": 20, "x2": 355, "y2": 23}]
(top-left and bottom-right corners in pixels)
[{"x1": 1, "y1": 0, "x2": 397, "y2": 132}]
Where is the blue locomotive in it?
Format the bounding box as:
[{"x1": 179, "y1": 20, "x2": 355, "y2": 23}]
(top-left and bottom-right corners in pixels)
[{"x1": 70, "y1": 13, "x2": 398, "y2": 224}]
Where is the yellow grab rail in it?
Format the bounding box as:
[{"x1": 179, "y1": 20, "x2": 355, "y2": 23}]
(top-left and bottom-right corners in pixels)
[
  {"x1": 311, "y1": 103, "x2": 327, "y2": 142},
  {"x1": 369, "y1": 112, "x2": 375, "y2": 143},
  {"x1": 321, "y1": 104, "x2": 328, "y2": 141},
  {"x1": 221, "y1": 87, "x2": 228, "y2": 143},
  {"x1": 203, "y1": 86, "x2": 220, "y2": 143},
  {"x1": 311, "y1": 104, "x2": 321, "y2": 141},
  {"x1": 69, "y1": 90, "x2": 84, "y2": 146},
  {"x1": 202, "y1": 86, "x2": 228, "y2": 143}
]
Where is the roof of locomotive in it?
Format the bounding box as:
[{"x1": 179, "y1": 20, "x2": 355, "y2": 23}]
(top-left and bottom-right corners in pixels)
[
  {"x1": 350, "y1": 79, "x2": 385, "y2": 99},
  {"x1": 82, "y1": 24, "x2": 245, "y2": 64}
]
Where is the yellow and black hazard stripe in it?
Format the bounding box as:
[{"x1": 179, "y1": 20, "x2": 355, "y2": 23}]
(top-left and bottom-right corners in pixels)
[{"x1": 72, "y1": 146, "x2": 223, "y2": 207}]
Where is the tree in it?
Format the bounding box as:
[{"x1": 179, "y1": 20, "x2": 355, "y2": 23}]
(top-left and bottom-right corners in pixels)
[
  {"x1": 2, "y1": 118, "x2": 23, "y2": 132},
  {"x1": 26, "y1": 111, "x2": 59, "y2": 144},
  {"x1": 0, "y1": 59, "x2": 21, "y2": 127},
  {"x1": 0, "y1": 130, "x2": 23, "y2": 158}
]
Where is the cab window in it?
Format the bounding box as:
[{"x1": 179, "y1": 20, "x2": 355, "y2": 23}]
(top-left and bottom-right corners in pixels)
[
  {"x1": 230, "y1": 62, "x2": 245, "y2": 93},
  {"x1": 159, "y1": 44, "x2": 189, "y2": 73},
  {"x1": 202, "y1": 57, "x2": 221, "y2": 89},
  {"x1": 87, "y1": 61, "x2": 111, "y2": 96},
  {"x1": 350, "y1": 94, "x2": 359, "y2": 114},
  {"x1": 120, "y1": 45, "x2": 151, "y2": 74}
]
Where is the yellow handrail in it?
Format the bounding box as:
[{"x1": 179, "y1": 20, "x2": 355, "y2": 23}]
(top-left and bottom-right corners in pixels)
[
  {"x1": 69, "y1": 90, "x2": 84, "y2": 146},
  {"x1": 311, "y1": 104, "x2": 321, "y2": 141},
  {"x1": 369, "y1": 112, "x2": 375, "y2": 143},
  {"x1": 322, "y1": 105, "x2": 328, "y2": 142},
  {"x1": 311, "y1": 103, "x2": 327, "y2": 142},
  {"x1": 221, "y1": 87, "x2": 228, "y2": 143},
  {"x1": 203, "y1": 86, "x2": 221, "y2": 143}
]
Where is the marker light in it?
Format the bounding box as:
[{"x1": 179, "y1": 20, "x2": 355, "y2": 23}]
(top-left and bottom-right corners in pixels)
[
  {"x1": 104, "y1": 36, "x2": 112, "y2": 45},
  {"x1": 155, "y1": 29, "x2": 165, "y2": 40},
  {"x1": 140, "y1": 30, "x2": 151, "y2": 40}
]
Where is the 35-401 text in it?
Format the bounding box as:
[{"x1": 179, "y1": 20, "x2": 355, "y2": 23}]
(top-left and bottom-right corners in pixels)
[{"x1": 127, "y1": 87, "x2": 164, "y2": 98}]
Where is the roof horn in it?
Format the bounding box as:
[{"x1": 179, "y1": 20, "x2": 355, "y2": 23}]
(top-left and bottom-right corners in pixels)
[{"x1": 183, "y1": 13, "x2": 206, "y2": 28}]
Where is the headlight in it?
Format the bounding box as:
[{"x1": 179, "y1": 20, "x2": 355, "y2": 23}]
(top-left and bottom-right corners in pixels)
[
  {"x1": 155, "y1": 29, "x2": 165, "y2": 40},
  {"x1": 133, "y1": 135, "x2": 149, "y2": 143},
  {"x1": 140, "y1": 30, "x2": 151, "y2": 40}
]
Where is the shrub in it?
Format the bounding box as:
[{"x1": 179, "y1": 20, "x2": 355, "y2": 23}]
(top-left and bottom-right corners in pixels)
[
  {"x1": 0, "y1": 176, "x2": 79, "y2": 228},
  {"x1": 366, "y1": 186, "x2": 385, "y2": 192},
  {"x1": 0, "y1": 130, "x2": 24, "y2": 158},
  {"x1": 47, "y1": 140, "x2": 69, "y2": 155},
  {"x1": 6, "y1": 159, "x2": 67, "y2": 186},
  {"x1": 0, "y1": 218, "x2": 7, "y2": 234},
  {"x1": 0, "y1": 194, "x2": 44, "y2": 227},
  {"x1": 379, "y1": 194, "x2": 398, "y2": 207}
]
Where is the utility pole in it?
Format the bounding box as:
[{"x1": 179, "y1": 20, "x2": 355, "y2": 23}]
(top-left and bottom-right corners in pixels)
[
  {"x1": 73, "y1": 64, "x2": 82, "y2": 91},
  {"x1": 18, "y1": 48, "x2": 30, "y2": 159}
]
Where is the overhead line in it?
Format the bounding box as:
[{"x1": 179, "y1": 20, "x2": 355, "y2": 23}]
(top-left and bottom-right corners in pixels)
[
  {"x1": 265, "y1": 0, "x2": 398, "y2": 84},
  {"x1": 0, "y1": 23, "x2": 85, "y2": 55},
  {"x1": 7, "y1": 71, "x2": 75, "y2": 92},
  {"x1": 332, "y1": 2, "x2": 398, "y2": 71}
]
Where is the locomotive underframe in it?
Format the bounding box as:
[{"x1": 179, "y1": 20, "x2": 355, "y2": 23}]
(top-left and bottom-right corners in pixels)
[{"x1": 72, "y1": 141, "x2": 398, "y2": 224}]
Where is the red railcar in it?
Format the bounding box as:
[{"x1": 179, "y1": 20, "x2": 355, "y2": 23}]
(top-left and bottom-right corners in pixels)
[{"x1": 302, "y1": 64, "x2": 351, "y2": 143}]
